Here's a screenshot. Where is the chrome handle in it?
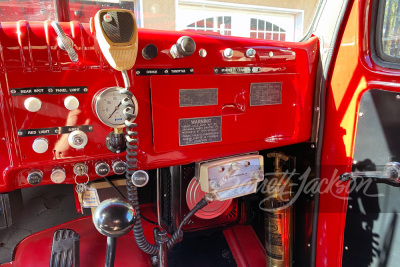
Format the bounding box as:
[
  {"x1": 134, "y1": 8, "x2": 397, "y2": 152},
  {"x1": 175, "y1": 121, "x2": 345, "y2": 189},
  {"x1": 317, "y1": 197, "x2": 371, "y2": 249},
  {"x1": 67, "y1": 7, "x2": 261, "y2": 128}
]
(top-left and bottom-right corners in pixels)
[
  {"x1": 340, "y1": 162, "x2": 400, "y2": 183},
  {"x1": 51, "y1": 21, "x2": 79, "y2": 63}
]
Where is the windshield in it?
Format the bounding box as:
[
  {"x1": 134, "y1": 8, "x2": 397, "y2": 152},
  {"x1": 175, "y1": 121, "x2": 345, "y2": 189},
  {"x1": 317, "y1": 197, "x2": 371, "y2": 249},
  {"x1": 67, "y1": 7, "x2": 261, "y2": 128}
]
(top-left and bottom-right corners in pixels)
[{"x1": 0, "y1": 0, "x2": 320, "y2": 42}]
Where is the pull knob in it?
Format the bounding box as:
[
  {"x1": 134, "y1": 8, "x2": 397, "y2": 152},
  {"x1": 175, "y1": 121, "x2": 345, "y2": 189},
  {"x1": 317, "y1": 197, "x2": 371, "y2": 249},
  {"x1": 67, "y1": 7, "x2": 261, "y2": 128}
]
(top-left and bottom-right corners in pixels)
[
  {"x1": 24, "y1": 97, "x2": 42, "y2": 112},
  {"x1": 27, "y1": 170, "x2": 43, "y2": 185},
  {"x1": 68, "y1": 130, "x2": 88, "y2": 149},
  {"x1": 131, "y1": 170, "x2": 149, "y2": 187},
  {"x1": 51, "y1": 21, "x2": 79, "y2": 63},
  {"x1": 112, "y1": 161, "x2": 126, "y2": 175},
  {"x1": 170, "y1": 36, "x2": 196, "y2": 58},
  {"x1": 64, "y1": 96, "x2": 79, "y2": 111},
  {"x1": 32, "y1": 137, "x2": 48, "y2": 154},
  {"x1": 95, "y1": 161, "x2": 110, "y2": 177},
  {"x1": 51, "y1": 168, "x2": 66, "y2": 184}
]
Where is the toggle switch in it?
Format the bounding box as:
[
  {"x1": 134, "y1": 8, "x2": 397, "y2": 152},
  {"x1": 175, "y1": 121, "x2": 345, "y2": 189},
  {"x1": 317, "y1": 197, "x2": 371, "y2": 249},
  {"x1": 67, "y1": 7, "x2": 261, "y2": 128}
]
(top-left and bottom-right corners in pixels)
[
  {"x1": 24, "y1": 97, "x2": 42, "y2": 112},
  {"x1": 64, "y1": 96, "x2": 79, "y2": 111}
]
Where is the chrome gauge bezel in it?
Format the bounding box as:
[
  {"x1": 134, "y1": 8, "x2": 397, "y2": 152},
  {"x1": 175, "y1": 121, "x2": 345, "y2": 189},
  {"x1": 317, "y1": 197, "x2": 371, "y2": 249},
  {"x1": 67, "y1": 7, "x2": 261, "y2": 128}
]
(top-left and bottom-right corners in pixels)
[{"x1": 94, "y1": 86, "x2": 138, "y2": 128}]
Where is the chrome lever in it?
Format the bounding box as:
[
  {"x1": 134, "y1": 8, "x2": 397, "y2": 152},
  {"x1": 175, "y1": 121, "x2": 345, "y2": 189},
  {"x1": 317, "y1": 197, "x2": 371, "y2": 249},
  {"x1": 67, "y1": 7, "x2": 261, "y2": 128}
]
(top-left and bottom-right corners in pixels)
[
  {"x1": 340, "y1": 162, "x2": 400, "y2": 183},
  {"x1": 51, "y1": 21, "x2": 79, "y2": 63}
]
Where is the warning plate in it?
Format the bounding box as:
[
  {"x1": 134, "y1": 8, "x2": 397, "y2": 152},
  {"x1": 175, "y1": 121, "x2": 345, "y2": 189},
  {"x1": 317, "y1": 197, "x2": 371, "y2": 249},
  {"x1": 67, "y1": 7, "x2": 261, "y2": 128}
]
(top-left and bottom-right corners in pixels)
[
  {"x1": 179, "y1": 116, "x2": 222, "y2": 146},
  {"x1": 250, "y1": 82, "x2": 282, "y2": 106}
]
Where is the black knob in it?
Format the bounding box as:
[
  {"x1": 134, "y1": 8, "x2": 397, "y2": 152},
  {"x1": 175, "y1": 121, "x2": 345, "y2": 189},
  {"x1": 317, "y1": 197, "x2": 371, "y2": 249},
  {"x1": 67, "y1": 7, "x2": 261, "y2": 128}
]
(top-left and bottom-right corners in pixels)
[
  {"x1": 142, "y1": 44, "x2": 158, "y2": 60},
  {"x1": 27, "y1": 170, "x2": 43, "y2": 185},
  {"x1": 176, "y1": 36, "x2": 196, "y2": 57}
]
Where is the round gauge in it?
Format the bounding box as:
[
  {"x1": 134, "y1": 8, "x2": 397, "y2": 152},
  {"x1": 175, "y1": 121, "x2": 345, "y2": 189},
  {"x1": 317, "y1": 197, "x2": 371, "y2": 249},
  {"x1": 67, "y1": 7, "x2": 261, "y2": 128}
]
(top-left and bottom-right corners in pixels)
[{"x1": 94, "y1": 87, "x2": 138, "y2": 128}]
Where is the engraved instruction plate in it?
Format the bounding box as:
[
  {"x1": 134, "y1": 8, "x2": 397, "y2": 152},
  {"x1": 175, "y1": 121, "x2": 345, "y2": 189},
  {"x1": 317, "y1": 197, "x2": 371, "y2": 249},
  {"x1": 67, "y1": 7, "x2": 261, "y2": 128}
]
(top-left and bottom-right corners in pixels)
[
  {"x1": 250, "y1": 82, "x2": 282, "y2": 106},
  {"x1": 179, "y1": 89, "x2": 218, "y2": 107},
  {"x1": 179, "y1": 116, "x2": 222, "y2": 146}
]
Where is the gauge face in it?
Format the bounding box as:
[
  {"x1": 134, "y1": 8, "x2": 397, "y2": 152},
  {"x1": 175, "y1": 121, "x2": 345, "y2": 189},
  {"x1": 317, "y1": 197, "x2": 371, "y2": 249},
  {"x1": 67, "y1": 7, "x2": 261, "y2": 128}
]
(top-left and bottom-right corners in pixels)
[{"x1": 95, "y1": 87, "x2": 138, "y2": 128}]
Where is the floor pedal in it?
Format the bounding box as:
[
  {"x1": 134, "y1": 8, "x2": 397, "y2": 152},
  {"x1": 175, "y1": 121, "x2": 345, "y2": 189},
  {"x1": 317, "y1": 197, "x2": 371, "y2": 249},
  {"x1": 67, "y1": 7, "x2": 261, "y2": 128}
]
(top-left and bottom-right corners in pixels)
[{"x1": 49, "y1": 229, "x2": 79, "y2": 267}]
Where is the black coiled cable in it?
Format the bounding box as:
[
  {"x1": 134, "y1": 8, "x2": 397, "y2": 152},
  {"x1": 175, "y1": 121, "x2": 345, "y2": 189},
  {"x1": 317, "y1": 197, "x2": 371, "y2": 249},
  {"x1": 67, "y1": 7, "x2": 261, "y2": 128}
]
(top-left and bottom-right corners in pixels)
[
  {"x1": 120, "y1": 88, "x2": 159, "y2": 255},
  {"x1": 120, "y1": 85, "x2": 210, "y2": 256}
]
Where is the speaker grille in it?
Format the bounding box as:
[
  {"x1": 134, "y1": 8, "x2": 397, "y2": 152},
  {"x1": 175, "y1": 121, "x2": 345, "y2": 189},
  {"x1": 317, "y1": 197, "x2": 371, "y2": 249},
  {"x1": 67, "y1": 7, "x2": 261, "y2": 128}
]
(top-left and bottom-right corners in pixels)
[{"x1": 101, "y1": 11, "x2": 134, "y2": 43}]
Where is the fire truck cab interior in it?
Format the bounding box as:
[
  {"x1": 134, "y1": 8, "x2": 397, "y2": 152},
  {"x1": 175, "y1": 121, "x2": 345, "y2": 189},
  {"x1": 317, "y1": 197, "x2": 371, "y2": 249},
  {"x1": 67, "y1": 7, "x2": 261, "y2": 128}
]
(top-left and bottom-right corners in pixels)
[{"x1": 0, "y1": 0, "x2": 400, "y2": 266}]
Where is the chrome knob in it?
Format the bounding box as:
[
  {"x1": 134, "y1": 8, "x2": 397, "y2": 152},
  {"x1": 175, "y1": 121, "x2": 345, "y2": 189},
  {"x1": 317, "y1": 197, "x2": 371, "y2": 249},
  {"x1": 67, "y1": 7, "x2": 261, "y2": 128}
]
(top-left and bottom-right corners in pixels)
[
  {"x1": 95, "y1": 161, "x2": 110, "y2": 177},
  {"x1": 223, "y1": 48, "x2": 234, "y2": 58},
  {"x1": 246, "y1": 48, "x2": 256, "y2": 58},
  {"x1": 92, "y1": 198, "x2": 136, "y2": 238},
  {"x1": 68, "y1": 130, "x2": 88, "y2": 149}
]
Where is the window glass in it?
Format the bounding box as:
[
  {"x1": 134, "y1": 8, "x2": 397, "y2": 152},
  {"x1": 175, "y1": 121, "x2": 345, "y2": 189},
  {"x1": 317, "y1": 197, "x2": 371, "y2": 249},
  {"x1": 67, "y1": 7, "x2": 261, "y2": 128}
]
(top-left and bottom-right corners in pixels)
[
  {"x1": 381, "y1": 0, "x2": 400, "y2": 58},
  {"x1": 0, "y1": 0, "x2": 133, "y2": 23},
  {"x1": 0, "y1": 0, "x2": 321, "y2": 42}
]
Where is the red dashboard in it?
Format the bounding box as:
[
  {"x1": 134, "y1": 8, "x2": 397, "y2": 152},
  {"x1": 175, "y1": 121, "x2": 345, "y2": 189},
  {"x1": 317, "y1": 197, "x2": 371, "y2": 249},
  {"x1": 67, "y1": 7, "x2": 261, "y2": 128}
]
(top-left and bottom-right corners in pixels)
[{"x1": 0, "y1": 20, "x2": 318, "y2": 192}]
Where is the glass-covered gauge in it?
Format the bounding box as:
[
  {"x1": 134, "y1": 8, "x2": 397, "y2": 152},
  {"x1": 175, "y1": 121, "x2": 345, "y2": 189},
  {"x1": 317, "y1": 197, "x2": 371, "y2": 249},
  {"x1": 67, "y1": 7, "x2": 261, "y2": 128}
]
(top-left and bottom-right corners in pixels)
[{"x1": 94, "y1": 87, "x2": 138, "y2": 128}]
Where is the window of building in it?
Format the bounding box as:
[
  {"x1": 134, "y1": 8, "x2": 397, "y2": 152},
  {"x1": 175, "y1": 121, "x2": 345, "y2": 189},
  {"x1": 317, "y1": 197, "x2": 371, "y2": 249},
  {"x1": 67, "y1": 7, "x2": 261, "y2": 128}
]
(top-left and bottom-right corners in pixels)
[
  {"x1": 186, "y1": 16, "x2": 232, "y2": 36},
  {"x1": 250, "y1": 18, "x2": 286, "y2": 41}
]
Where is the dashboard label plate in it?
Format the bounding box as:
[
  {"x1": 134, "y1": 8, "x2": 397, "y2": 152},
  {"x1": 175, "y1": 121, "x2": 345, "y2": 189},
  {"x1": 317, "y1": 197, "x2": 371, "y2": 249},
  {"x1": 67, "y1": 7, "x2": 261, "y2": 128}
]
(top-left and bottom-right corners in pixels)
[
  {"x1": 250, "y1": 82, "x2": 282, "y2": 106},
  {"x1": 179, "y1": 116, "x2": 222, "y2": 146},
  {"x1": 135, "y1": 68, "x2": 194, "y2": 76},
  {"x1": 18, "y1": 125, "x2": 93, "y2": 137},
  {"x1": 10, "y1": 86, "x2": 88, "y2": 96},
  {"x1": 179, "y1": 89, "x2": 218, "y2": 107}
]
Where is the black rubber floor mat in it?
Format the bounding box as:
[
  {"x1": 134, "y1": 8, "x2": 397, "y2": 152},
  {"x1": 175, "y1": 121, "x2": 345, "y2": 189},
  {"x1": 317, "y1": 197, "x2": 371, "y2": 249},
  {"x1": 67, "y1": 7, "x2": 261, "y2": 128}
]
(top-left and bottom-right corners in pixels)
[
  {"x1": 49, "y1": 229, "x2": 79, "y2": 267},
  {"x1": 167, "y1": 231, "x2": 236, "y2": 267}
]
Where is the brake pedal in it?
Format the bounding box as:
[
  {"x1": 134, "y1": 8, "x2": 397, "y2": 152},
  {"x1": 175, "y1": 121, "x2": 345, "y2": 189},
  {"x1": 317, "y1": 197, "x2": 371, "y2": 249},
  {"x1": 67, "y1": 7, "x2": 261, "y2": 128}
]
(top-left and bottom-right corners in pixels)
[{"x1": 49, "y1": 229, "x2": 79, "y2": 267}]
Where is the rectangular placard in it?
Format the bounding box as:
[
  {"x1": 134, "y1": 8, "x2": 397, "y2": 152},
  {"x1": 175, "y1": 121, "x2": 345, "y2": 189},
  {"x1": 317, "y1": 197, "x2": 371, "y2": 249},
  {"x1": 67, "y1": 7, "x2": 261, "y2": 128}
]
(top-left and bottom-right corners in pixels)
[
  {"x1": 179, "y1": 116, "x2": 222, "y2": 146},
  {"x1": 250, "y1": 82, "x2": 282, "y2": 106},
  {"x1": 135, "y1": 68, "x2": 194, "y2": 76},
  {"x1": 10, "y1": 86, "x2": 88, "y2": 96},
  {"x1": 179, "y1": 89, "x2": 218, "y2": 107},
  {"x1": 18, "y1": 125, "x2": 93, "y2": 137}
]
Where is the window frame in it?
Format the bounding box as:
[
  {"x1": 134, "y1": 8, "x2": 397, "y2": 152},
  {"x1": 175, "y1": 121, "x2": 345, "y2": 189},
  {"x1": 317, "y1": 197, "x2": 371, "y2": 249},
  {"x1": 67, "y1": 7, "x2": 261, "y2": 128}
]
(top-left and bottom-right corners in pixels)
[{"x1": 371, "y1": 0, "x2": 400, "y2": 69}]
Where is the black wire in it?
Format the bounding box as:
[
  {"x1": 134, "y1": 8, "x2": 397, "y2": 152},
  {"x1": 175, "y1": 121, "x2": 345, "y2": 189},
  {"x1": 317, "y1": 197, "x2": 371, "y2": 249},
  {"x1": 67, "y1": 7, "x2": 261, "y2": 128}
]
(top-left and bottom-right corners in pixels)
[{"x1": 103, "y1": 177, "x2": 158, "y2": 226}]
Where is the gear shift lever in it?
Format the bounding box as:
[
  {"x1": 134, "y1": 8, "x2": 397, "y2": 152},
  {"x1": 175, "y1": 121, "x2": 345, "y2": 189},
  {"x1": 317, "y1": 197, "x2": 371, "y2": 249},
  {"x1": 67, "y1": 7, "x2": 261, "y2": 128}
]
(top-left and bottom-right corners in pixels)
[{"x1": 93, "y1": 198, "x2": 136, "y2": 267}]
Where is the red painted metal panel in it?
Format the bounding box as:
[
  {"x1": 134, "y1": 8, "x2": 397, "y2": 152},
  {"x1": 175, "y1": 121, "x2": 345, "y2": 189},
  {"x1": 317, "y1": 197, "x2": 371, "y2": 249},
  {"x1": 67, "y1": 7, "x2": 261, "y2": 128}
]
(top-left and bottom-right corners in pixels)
[
  {"x1": 224, "y1": 225, "x2": 266, "y2": 267},
  {"x1": 0, "y1": 21, "x2": 318, "y2": 193},
  {"x1": 316, "y1": 0, "x2": 400, "y2": 266},
  {"x1": 151, "y1": 73, "x2": 310, "y2": 153}
]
